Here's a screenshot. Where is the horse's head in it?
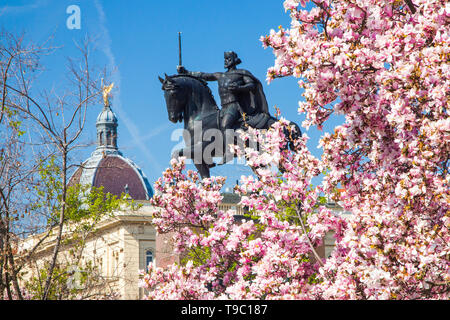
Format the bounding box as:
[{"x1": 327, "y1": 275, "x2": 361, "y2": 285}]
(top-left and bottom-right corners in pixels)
[{"x1": 159, "y1": 74, "x2": 187, "y2": 123}]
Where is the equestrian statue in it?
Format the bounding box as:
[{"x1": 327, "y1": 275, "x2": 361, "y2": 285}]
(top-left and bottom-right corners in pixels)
[{"x1": 159, "y1": 39, "x2": 301, "y2": 179}]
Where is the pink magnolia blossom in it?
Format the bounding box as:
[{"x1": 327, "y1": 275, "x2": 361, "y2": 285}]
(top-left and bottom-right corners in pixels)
[{"x1": 141, "y1": 0, "x2": 449, "y2": 300}]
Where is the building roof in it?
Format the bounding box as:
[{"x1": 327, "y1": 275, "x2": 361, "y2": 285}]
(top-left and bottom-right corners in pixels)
[
  {"x1": 69, "y1": 151, "x2": 153, "y2": 200},
  {"x1": 221, "y1": 192, "x2": 241, "y2": 204},
  {"x1": 96, "y1": 105, "x2": 118, "y2": 124},
  {"x1": 68, "y1": 103, "x2": 153, "y2": 200}
]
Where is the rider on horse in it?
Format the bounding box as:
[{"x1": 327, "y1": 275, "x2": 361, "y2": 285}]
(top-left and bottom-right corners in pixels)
[{"x1": 177, "y1": 51, "x2": 270, "y2": 163}]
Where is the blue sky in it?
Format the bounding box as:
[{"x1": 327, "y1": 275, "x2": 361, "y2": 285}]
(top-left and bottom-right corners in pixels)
[{"x1": 1, "y1": 0, "x2": 343, "y2": 190}]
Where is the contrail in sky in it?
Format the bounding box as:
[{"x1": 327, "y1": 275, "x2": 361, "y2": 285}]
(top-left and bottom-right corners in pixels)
[
  {"x1": 94, "y1": 0, "x2": 163, "y2": 177},
  {"x1": 0, "y1": 0, "x2": 48, "y2": 17}
]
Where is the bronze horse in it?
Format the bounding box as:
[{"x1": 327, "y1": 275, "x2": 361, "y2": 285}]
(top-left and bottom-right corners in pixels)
[{"x1": 159, "y1": 74, "x2": 301, "y2": 178}]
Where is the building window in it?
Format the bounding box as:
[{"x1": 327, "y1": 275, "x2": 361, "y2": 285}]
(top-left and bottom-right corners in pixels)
[
  {"x1": 106, "y1": 130, "x2": 112, "y2": 146},
  {"x1": 145, "y1": 249, "x2": 153, "y2": 269},
  {"x1": 112, "y1": 133, "x2": 117, "y2": 148}
]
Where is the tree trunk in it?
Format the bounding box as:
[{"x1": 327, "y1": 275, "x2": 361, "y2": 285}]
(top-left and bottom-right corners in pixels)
[{"x1": 42, "y1": 149, "x2": 67, "y2": 300}]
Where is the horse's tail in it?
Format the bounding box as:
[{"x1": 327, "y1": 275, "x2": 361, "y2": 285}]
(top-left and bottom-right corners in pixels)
[
  {"x1": 286, "y1": 120, "x2": 302, "y2": 152},
  {"x1": 265, "y1": 116, "x2": 302, "y2": 151}
]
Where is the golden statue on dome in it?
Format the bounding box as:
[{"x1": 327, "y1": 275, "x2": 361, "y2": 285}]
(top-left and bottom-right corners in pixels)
[{"x1": 101, "y1": 79, "x2": 114, "y2": 107}]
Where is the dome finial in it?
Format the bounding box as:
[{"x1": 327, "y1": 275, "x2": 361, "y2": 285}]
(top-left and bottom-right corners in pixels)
[
  {"x1": 101, "y1": 79, "x2": 114, "y2": 107},
  {"x1": 96, "y1": 80, "x2": 118, "y2": 151}
]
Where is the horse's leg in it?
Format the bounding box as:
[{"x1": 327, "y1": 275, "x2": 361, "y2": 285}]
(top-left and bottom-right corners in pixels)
[
  {"x1": 171, "y1": 148, "x2": 187, "y2": 160},
  {"x1": 171, "y1": 141, "x2": 206, "y2": 162},
  {"x1": 194, "y1": 163, "x2": 210, "y2": 179},
  {"x1": 182, "y1": 141, "x2": 212, "y2": 179},
  {"x1": 172, "y1": 142, "x2": 214, "y2": 179}
]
